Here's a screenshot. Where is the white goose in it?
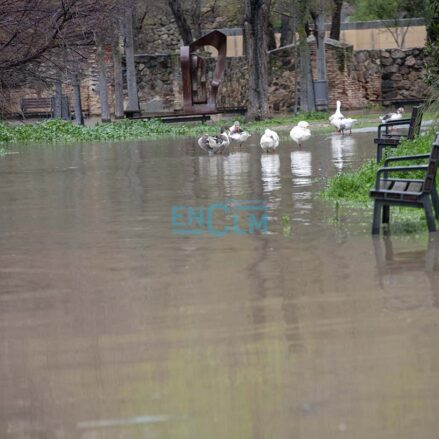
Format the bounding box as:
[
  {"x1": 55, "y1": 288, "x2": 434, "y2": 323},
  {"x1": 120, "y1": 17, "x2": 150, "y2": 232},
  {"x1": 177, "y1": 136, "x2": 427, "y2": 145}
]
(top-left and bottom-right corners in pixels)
[
  {"x1": 333, "y1": 117, "x2": 357, "y2": 135},
  {"x1": 329, "y1": 100, "x2": 344, "y2": 131},
  {"x1": 198, "y1": 126, "x2": 230, "y2": 154},
  {"x1": 229, "y1": 121, "x2": 251, "y2": 147},
  {"x1": 260, "y1": 129, "x2": 279, "y2": 153},
  {"x1": 380, "y1": 107, "x2": 405, "y2": 123},
  {"x1": 229, "y1": 121, "x2": 242, "y2": 134},
  {"x1": 290, "y1": 121, "x2": 311, "y2": 147}
]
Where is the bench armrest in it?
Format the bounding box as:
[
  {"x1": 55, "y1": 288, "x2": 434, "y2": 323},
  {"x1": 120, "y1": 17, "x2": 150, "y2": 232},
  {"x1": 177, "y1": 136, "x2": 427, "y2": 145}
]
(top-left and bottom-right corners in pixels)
[
  {"x1": 375, "y1": 165, "x2": 428, "y2": 188},
  {"x1": 378, "y1": 119, "x2": 411, "y2": 137},
  {"x1": 384, "y1": 154, "x2": 430, "y2": 166}
]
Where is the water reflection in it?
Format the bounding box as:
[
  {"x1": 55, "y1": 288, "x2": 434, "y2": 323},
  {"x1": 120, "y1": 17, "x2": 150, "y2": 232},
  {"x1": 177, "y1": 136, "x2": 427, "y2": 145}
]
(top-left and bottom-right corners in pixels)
[
  {"x1": 290, "y1": 151, "x2": 312, "y2": 223},
  {"x1": 373, "y1": 235, "x2": 439, "y2": 310},
  {"x1": 260, "y1": 154, "x2": 280, "y2": 193},
  {"x1": 224, "y1": 152, "x2": 250, "y2": 197},
  {"x1": 290, "y1": 150, "x2": 312, "y2": 185},
  {"x1": 330, "y1": 134, "x2": 357, "y2": 172}
]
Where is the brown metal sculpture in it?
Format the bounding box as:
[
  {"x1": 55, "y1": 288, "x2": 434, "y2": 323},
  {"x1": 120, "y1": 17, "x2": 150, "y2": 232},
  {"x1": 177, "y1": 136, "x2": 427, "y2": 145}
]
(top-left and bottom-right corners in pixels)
[{"x1": 180, "y1": 30, "x2": 227, "y2": 114}]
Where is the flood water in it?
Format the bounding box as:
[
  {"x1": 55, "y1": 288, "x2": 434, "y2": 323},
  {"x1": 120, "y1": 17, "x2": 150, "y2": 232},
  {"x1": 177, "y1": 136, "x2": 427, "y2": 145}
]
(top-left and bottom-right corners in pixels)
[{"x1": 1, "y1": 132, "x2": 438, "y2": 439}]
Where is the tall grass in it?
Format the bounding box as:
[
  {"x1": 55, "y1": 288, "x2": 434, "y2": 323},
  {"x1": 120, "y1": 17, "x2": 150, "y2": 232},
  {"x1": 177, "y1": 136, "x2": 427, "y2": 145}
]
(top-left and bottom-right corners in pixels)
[{"x1": 0, "y1": 112, "x2": 328, "y2": 146}]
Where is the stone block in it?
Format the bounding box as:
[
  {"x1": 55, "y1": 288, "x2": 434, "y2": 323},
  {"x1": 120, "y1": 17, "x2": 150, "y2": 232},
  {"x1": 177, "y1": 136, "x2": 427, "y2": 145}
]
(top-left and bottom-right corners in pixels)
[
  {"x1": 391, "y1": 49, "x2": 405, "y2": 59},
  {"x1": 381, "y1": 57, "x2": 393, "y2": 66},
  {"x1": 405, "y1": 56, "x2": 416, "y2": 66},
  {"x1": 382, "y1": 79, "x2": 394, "y2": 91}
]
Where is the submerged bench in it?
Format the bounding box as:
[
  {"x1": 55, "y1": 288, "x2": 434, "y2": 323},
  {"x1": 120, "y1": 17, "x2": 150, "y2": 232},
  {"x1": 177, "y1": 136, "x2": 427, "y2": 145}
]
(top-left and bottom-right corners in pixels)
[
  {"x1": 370, "y1": 133, "x2": 439, "y2": 234},
  {"x1": 374, "y1": 105, "x2": 423, "y2": 162},
  {"x1": 21, "y1": 97, "x2": 53, "y2": 118}
]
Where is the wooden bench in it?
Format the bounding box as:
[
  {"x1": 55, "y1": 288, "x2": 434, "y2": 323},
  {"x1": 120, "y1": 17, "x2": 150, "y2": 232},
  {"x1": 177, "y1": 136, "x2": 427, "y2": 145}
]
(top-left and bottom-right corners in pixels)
[
  {"x1": 126, "y1": 107, "x2": 247, "y2": 124},
  {"x1": 21, "y1": 97, "x2": 53, "y2": 118},
  {"x1": 374, "y1": 105, "x2": 423, "y2": 162},
  {"x1": 370, "y1": 133, "x2": 439, "y2": 234}
]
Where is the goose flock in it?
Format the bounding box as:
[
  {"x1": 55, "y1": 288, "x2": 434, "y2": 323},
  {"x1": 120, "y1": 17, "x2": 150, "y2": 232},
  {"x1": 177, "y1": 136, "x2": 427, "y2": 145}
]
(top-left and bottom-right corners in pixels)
[
  {"x1": 197, "y1": 103, "x2": 405, "y2": 155},
  {"x1": 197, "y1": 119, "x2": 312, "y2": 155}
]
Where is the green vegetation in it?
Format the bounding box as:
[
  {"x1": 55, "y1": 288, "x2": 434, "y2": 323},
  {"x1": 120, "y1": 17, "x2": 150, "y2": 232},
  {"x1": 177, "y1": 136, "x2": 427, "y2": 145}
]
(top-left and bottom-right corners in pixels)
[
  {"x1": 0, "y1": 113, "x2": 328, "y2": 146},
  {"x1": 322, "y1": 133, "x2": 438, "y2": 232},
  {"x1": 425, "y1": 0, "x2": 439, "y2": 89},
  {"x1": 322, "y1": 159, "x2": 380, "y2": 202},
  {"x1": 322, "y1": 133, "x2": 436, "y2": 202},
  {"x1": 347, "y1": 0, "x2": 426, "y2": 21}
]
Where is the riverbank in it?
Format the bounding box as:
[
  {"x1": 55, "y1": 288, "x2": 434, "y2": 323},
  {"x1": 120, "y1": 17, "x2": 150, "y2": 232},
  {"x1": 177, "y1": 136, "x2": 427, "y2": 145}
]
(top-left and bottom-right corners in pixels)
[
  {"x1": 0, "y1": 111, "x2": 398, "y2": 146},
  {"x1": 321, "y1": 132, "x2": 438, "y2": 233}
]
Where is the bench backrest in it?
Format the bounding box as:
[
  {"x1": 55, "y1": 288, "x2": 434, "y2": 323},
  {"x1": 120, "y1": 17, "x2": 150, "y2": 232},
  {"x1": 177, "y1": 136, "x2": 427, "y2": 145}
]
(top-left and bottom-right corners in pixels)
[
  {"x1": 408, "y1": 105, "x2": 423, "y2": 139},
  {"x1": 21, "y1": 98, "x2": 52, "y2": 110},
  {"x1": 423, "y1": 133, "x2": 439, "y2": 194}
]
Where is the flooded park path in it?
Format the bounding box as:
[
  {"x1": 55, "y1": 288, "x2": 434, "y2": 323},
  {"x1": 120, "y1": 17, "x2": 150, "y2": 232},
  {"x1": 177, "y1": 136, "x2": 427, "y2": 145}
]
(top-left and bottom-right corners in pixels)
[{"x1": 1, "y1": 132, "x2": 439, "y2": 438}]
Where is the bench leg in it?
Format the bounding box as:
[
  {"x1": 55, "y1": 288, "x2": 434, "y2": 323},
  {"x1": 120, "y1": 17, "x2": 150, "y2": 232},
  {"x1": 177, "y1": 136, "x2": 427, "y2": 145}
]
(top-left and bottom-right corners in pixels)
[
  {"x1": 431, "y1": 184, "x2": 439, "y2": 219},
  {"x1": 382, "y1": 205, "x2": 390, "y2": 224},
  {"x1": 376, "y1": 145, "x2": 383, "y2": 162},
  {"x1": 372, "y1": 201, "x2": 382, "y2": 235},
  {"x1": 423, "y1": 197, "x2": 436, "y2": 232}
]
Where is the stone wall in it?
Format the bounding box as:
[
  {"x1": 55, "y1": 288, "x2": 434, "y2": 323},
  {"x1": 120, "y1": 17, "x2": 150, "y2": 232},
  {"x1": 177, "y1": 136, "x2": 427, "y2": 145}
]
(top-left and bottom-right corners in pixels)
[
  {"x1": 353, "y1": 48, "x2": 428, "y2": 105},
  {"x1": 269, "y1": 38, "x2": 368, "y2": 112},
  {"x1": 136, "y1": 16, "x2": 181, "y2": 54},
  {"x1": 3, "y1": 41, "x2": 429, "y2": 118},
  {"x1": 4, "y1": 48, "x2": 113, "y2": 117},
  {"x1": 135, "y1": 11, "x2": 234, "y2": 54},
  {"x1": 133, "y1": 40, "x2": 430, "y2": 115}
]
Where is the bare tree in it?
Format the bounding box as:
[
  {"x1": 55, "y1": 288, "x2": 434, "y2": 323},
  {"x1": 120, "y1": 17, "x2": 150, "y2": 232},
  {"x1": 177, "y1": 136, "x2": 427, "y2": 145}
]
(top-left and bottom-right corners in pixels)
[
  {"x1": 191, "y1": 0, "x2": 203, "y2": 40},
  {"x1": 112, "y1": 38, "x2": 124, "y2": 119},
  {"x1": 280, "y1": 13, "x2": 295, "y2": 46},
  {"x1": 71, "y1": 71, "x2": 84, "y2": 125},
  {"x1": 330, "y1": 0, "x2": 343, "y2": 40},
  {"x1": 243, "y1": 0, "x2": 272, "y2": 121},
  {"x1": 122, "y1": 5, "x2": 140, "y2": 114},
  {"x1": 167, "y1": 0, "x2": 221, "y2": 44},
  {"x1": 296, "y1": 0, "x2": 315, "y2": 111},
  {"x1": 96, "y1": 35, "x2": 111, "y2": 122},
  {"x1": 0, "y1": 0, "x2": 118, "y2": 116},
  {"x1": 168, "y1": 0, "x2": 194, "y2": 44},
  {"x1": 312, "y1": 0, "x2": 328, "y2": 110}
]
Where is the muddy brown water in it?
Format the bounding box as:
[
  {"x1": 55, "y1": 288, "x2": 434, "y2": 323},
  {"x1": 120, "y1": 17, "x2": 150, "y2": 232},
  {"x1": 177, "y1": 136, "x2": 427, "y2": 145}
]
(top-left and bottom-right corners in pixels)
[{"x1": 1, "y1": 132, "x2": 438, "y2": 438}]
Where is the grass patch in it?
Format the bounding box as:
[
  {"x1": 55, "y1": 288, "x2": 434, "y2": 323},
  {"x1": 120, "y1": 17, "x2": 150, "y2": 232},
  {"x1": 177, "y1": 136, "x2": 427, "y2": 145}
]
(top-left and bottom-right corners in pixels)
[
  {"x1": 321, "y1": 133, "x2": 437, "y2": 232},
  {"x1": 0, "y1": 112, "x2": 329, "y2": 146},
  {"x1": 322, "y1": 133, "x2": 437, "y2": 202}
]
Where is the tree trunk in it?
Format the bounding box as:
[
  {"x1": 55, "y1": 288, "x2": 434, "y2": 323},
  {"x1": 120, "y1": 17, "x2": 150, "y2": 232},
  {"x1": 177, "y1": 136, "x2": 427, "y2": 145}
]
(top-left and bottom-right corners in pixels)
[
  {"x1": 330, "y1": 0, "x2": 343, "y2": 41},
  {"x1": 298, "y1": 31, "x2": 315, "y2": 112},
  {"x1": 297, "y1": 0, "x2": 315, "y2": 112},
  {"x1": 268, "y1": 21, "x2": 277, "y2": 50},
  {"x1": 315, "y1": 7, "x2": 326, "y2": 81},
  {"x1": 280, "y1": 13, "x2": 294, "y2": 47},
  {"x1": 122, "y1": 8, "x2": 140, "y2": 114},
  {"x1": 53, "y1": 72, "x2": 62, "y2": 118},
  {"x1": 314, "y1": 0, "x2": 328, "y2": 110},
  {"x1": 112, "y1": 38, "x2": 124, "y2": 119},
  {"x1": 243, "y1": 0, "x2": 272, "y2": 121},
  {"x1": 191, "y1": 0, "x2": 202, "y2": 40},
  {"x1": 168, "y1": 0, "x2": 193, "y2": 45},
  {"x1": 72, "y1": 72, "x2": 84, "y2": 125},
  {"x1": 96, "y1": 40, "x2": 111, "y2": 122}
]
